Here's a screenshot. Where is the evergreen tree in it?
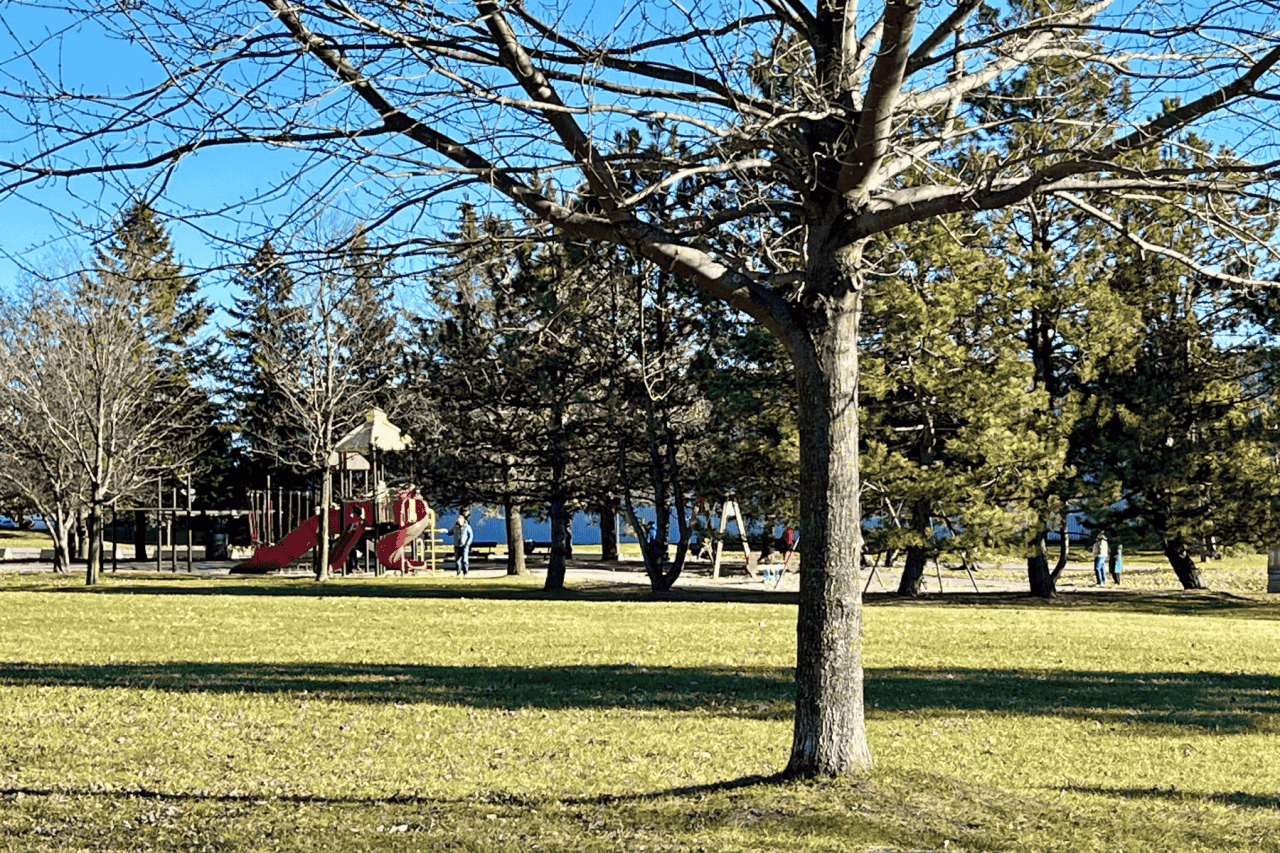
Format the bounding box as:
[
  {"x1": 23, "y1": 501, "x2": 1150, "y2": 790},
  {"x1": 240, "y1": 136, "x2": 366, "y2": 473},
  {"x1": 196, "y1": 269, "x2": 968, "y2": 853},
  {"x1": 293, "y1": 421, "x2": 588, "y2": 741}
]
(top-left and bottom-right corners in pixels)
[
  {"x1": 1075, "y1": 225, "x2": 1280, "y2": 589},
  {"x1": 227, "y1": 224, "x2": 403, "y2": 580},
  {"x1": 406, "y1": 206, "x2": 628, "y2": 585},
  {"x1": 221, "y1": 240, "x2": 312, "y2": 492},
  {"x1": 860, "y1": 217, "x2": 1064, "y2": 596},
  {"x1": 94, "y1": 200, "x2": 210, "y2": 367}
]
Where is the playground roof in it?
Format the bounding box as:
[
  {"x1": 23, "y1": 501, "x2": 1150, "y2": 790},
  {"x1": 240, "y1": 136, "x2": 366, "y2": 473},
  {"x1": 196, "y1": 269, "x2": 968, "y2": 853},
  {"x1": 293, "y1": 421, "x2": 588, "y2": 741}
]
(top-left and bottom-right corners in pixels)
[{"x1": 333, "y1": 408, "x2": 412, "y2": 453}]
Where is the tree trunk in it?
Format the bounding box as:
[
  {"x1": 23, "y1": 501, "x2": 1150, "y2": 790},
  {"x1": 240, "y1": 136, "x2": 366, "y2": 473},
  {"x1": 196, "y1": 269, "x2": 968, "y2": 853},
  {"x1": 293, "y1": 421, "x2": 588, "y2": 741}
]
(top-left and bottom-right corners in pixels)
[
  {"x1": 316, "y1": 472, "x2": 331, "y2": 582},
  {"x1": 132, "y1": 509, "x2": 148, "y2": 561},
  {"x1": 896, "y1": 545, "x2": 929, "y2": 597},
  {"x1": 50, "y1": 507, "x2": 73, "y2": 574},
  {"x1": 544, "y1": 498, "x2": 569, "y2": 590},
  {"x1": 896, "y1": 501, "x2": 932, "y2": 597},
  {"x1": 786, "y1": 287, "x2": 872, "y2": 777},
  {"x1": 599, "y1": 502, "x2": 619, "y2": 561},
  {"x1": 1165, "y1": 540, "x2": 1208, "y2": 589},
  {"x1": 1027, "y1": 527, "x2": 1056, "y2": 598},
  {"x1": 75, "y1": 507, "x2": 89, "y2": 561},
  {"x1": 85, "y1": 500, "x2": 103, "y2": 586},
  {"x1": 544, "y1": 400, "x2": 569, "y2": 591},
  {"x1": 1051, "y1": 528, "x2": 1071, "y2": 583},
  {"x1": 504, "y1": 501, "x2": 527, "y2": 575}
]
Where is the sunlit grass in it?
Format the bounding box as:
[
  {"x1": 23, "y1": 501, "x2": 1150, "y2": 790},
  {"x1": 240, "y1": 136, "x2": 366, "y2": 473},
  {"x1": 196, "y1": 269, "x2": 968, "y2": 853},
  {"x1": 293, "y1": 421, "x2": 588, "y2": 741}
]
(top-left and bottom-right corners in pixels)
[
  {"x1": 0, "y1": 530, "x2": 51, "y2": 550},
  {"x1": 2, "y1": 571, "x2": 1280, "y2": 851}
]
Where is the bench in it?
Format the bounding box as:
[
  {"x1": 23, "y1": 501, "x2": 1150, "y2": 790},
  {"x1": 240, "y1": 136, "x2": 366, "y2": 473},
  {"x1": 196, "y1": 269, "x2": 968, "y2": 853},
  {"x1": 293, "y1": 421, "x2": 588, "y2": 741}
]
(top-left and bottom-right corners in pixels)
[
  {"x1": 469, "y1": 540, "x2": 501, "y2": 559},
  {"x1": 524, "y1": 540, "x2": 553, "y2": 554}
]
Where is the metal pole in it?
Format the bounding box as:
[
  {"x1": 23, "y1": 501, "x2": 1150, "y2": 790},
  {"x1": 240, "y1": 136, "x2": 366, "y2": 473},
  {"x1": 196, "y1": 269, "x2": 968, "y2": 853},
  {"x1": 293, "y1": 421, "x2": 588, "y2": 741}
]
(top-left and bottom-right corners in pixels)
[
  {"x1": 156, "y1": 476, "x2": 163, "y2": 573},
  {"x1": 170, "y1": 485, "x2": 178, "y2": 572},
  {"x1": 186, "y1": 473, "x2": 194, "y2": 572},
  {"x1": 111, "y1": 500, "x2": 118, "y2": 573}
]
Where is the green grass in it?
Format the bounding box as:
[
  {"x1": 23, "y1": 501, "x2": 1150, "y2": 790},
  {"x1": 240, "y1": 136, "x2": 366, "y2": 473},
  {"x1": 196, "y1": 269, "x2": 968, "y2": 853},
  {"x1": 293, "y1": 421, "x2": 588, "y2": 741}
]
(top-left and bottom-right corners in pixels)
[
  {"x1": 0, "y1": 530, "x2": 52, "y2": 550},
  {"x1": 2, "y1": 571, "x2": 1280, "y2": 851}
]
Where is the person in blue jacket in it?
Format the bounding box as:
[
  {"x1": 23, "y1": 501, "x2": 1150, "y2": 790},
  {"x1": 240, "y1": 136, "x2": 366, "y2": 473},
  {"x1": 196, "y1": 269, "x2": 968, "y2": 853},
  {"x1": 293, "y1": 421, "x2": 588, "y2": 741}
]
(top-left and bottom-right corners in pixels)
[
  {"x1": 1110, "y1": 543, "x2": 1124, "y2": 585},
  {"x1": 454, "y1": 514, "x2": 474, "y2": 576}
]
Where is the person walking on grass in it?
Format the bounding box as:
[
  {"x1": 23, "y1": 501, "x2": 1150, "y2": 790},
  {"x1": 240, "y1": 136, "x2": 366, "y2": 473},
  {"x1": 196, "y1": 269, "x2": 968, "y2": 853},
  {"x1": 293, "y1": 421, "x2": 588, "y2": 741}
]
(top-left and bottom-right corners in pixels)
[
  {"x1": 1092, "y1": 533, "x2": 1109, "y2": 586},
  {"x1": 454, "y1": 514, "x2": 474, "y2": 577}
]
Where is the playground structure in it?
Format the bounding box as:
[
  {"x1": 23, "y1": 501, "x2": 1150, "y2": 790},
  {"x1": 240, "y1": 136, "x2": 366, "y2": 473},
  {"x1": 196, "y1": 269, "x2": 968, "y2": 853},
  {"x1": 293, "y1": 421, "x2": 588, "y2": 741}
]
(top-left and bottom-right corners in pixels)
[
  {"x1": 98, "y1": 472, "x2": 246, "y2": 573},
  {"x1": 708, "y1": 499, "x2": 757, "y2": 580},
  {"x1": 236, "y1": 484, "x2": 439, "y2": 575},
  {"x1": 235, "y1": 409, "x2": 444, "y2": 575}
]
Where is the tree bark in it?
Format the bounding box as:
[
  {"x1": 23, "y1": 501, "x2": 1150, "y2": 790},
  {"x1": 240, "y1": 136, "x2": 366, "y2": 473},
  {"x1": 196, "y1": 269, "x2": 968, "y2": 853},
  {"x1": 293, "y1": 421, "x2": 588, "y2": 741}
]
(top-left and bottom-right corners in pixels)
[
  {"x1": 85, "y1": 500, "x2": 102, "y2": 586},
  {"x1": 75, "y1": 507, "x2": 89, "y2": 562},
  {"x1": 599, "y1": 502, "x2": 619, "y2": 561},
  {"x1": 1164, "y1": 540, "x2": 1208, "y2": 589},
  {"x1": 897, "y1": 545, "x2": 929, "y2": 597},
  {"x1": 544, "y1": 400, "x2": 569, "y2": 591},
  {"x1": 1027, "y1": 527, "x2": 1056, "y2": 598},
  {"x1": 51, "y1": 510, "x2": 72, "y2": 574},
  {"x1": 544, "y1": 498, "x2": 569, "y2": 590},
  {"x1": 504, "y1": 501, "x2": 527, "y2": 575},
  {"x1": 896, "y1": 501, "x2": 933, "y2": 596},
  {"x1": 786, "y1": 286, "x2": 872, "y2": 777},
  {"x1": 316, "y1": 472, "x2": 331, "y2": 582}
]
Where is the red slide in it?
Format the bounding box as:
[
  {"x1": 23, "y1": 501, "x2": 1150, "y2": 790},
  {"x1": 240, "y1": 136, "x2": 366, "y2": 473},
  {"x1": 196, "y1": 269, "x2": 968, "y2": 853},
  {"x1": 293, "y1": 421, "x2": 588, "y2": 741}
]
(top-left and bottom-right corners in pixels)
[
  {"x1": 234, "y1": 510, "x2": 342, "y2": 573},
  {"x1": 375, "y1": 493, "x2": 432, "y2": 572},
  {"x1": 327, "y1": 517, "x2": 368, "y2": 571}
]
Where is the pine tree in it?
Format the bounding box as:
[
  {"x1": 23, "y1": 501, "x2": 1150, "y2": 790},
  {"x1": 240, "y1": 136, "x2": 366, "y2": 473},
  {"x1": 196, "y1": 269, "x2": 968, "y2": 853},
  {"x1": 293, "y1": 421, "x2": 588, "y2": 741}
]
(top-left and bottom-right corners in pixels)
[
  {"x1": 861, "y1": 217, "x2": 1063, "y2": 595},
  {"x1": 1075, "y1": 220, "x2": 1280, "y2": 589},
  {"x1": 221, "y1": 240, "x2": 311, "y2": 492}
]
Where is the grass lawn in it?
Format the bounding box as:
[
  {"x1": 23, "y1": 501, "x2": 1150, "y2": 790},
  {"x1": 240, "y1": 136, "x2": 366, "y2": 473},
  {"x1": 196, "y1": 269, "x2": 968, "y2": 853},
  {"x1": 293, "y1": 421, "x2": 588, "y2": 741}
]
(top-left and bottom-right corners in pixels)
[
  {"x1": 0, "y1": 531, "x2": 51, "y2": 550},
  {"x1": 1, "y1": 569, "x2": 1279, "y2": 851}
]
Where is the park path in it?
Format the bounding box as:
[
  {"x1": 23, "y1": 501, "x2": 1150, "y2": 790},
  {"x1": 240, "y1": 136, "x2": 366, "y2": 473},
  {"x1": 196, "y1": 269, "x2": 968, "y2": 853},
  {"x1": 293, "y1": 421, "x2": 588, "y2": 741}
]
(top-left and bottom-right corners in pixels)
[{"x1": 0, "y1": 550, "x2": 1121, "y2": 595}]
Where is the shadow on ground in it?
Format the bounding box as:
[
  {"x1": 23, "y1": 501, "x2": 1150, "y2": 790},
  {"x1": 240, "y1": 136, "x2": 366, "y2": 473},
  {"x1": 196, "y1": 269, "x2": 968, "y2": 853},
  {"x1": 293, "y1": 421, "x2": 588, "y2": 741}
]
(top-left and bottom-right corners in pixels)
[{"x1": 0, "y1": 659, "x2": 1276, "y2": 731}]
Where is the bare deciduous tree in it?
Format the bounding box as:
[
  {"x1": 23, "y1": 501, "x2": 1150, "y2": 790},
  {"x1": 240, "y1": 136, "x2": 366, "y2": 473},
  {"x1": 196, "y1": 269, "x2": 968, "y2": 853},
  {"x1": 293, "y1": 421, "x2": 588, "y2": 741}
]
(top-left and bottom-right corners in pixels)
[
  {"x1": 0, "y1": 265, "x2": 208, "y2": 583},
  {"x1": 4, "y1": 0, "x2": 1280, "y2": 775}
]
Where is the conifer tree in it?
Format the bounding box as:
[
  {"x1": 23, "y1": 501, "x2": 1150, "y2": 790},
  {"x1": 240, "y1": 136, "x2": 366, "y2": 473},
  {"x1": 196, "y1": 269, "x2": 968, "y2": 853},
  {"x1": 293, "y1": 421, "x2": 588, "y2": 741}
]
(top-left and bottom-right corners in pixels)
[
  {"x1": 221, "y1": 240, "x2": 312, "y2": 491},
  {"x1": 1074, "y1": 200, "x2": 1280, "y2": 589}
]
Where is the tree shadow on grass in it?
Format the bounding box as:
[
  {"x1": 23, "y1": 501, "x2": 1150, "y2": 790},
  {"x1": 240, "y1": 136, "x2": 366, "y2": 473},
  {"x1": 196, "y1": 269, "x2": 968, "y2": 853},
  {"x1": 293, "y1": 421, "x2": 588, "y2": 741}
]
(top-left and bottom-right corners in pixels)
[
  {"x1": 864, "y1": 589, "x2": 1280, "y2": 620},
  {"x1": 1, "y1": 660, "x2": 1277, "y2": 732},
  {"x1": 1061, "y1": 784, "x2": 1280, "y2": 810},
  {"x1": 866, "y1": 666, "x2": 1280, "y2": 734},
  {"x1": 0, "y1": 660, "x2": 794, "y2": 715}
]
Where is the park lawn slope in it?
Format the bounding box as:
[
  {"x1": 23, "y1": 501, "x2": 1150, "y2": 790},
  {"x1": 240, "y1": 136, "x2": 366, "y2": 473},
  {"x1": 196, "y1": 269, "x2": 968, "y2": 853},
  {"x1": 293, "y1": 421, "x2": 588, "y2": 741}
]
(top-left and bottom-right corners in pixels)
[{"x1": 0, "y1": 572, "x2": 1278, "y2": 851}]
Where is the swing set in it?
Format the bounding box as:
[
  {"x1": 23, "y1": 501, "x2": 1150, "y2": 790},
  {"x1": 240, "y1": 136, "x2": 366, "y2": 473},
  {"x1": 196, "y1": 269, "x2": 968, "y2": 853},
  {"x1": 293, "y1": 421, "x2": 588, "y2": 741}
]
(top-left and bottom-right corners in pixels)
[{"x1": 699, "y1": 498, "x2": 800, "y2": 586}]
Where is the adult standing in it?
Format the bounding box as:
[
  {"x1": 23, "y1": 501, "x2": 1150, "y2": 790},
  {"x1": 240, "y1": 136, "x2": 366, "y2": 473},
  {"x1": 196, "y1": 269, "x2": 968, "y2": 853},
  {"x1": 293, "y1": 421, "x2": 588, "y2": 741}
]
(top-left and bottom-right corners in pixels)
[
  {"x1": 1092, "y1": 533, "x2": 1109, "y2": 586},
  {"x1": 454, "y1": 513, "x2": 474, "y2": 577}
]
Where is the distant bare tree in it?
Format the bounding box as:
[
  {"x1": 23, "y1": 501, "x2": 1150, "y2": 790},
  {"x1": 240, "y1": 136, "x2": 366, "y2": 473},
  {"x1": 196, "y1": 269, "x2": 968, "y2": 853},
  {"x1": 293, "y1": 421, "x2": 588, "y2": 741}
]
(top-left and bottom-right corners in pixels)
[{"x1": 0, "y1": 264, "x2": 208, "y2": 583}]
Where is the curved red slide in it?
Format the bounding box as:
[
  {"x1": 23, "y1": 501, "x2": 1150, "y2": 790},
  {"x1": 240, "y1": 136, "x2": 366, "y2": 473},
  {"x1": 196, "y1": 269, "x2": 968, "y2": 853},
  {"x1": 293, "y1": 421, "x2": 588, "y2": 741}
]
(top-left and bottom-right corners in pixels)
[
  {"x1": 235, "y1": 510, "x2": 345, "y2": 572},
  {"x1": 375, "y1": 494, "x2": 432, "y2": 572},
  {"x1": 327, "y1": 518, "x2": 369, "y2": 570}
]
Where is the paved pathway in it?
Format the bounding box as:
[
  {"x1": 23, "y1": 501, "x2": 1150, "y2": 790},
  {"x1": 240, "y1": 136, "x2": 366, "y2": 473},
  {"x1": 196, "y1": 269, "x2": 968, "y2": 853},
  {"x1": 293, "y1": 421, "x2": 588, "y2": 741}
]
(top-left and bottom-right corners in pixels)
[{"x1": 1, "y1": 551, "x2": 1125, "y2": 595}]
